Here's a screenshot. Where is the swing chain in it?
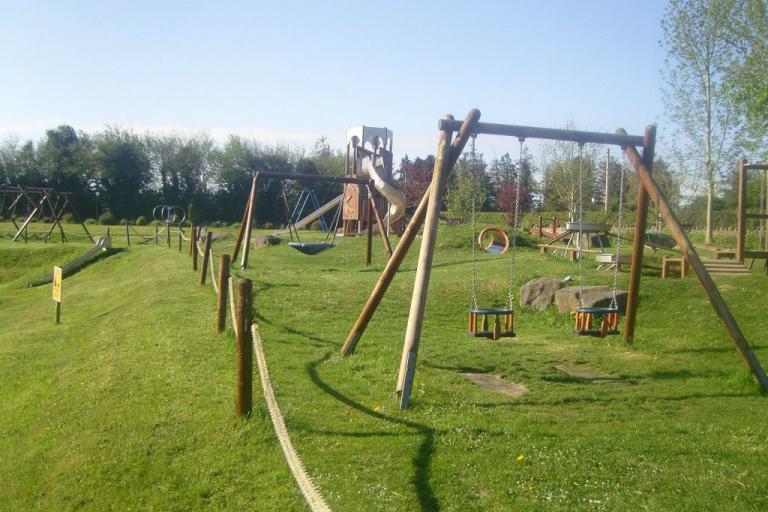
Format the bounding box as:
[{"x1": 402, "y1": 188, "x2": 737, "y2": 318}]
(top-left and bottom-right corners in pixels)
[
  {"x1": 611, "y1": 156, "x2": 627, "y2": 310},
  {"x1": 577, "y1": 143, "x2": 585, "y2": 308},
  {"x1": 469, "y1": 134, "x2": 479, "y2": 310},
  {"x1": 506, "y1": 137, "x2": 525, "y2": 310}
]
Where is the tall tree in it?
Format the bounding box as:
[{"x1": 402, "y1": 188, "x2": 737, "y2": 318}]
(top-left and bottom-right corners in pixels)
[
  {"x1": 728, "y1": 0, "x2": 768, "y2": 135},
  {"x1": 541, "y1": 140, "x2": 597, "y2": 217},
  {"x1": 661, "y1": 0, "x2": 749, "y2": 243},
  {"x1": 93, "y1": 128, "x2": 151, "y2": 219}
]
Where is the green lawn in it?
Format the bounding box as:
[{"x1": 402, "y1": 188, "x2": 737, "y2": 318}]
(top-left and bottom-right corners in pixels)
[{"x1": 1, "y1": 224, "x2": 766, "y2": 511}]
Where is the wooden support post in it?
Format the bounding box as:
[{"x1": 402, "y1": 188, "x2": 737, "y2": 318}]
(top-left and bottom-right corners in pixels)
[
  {"x1": 216, "y1": 255, "x2": 231, "y2": 334},
  {"x1": 623, "y1": 125, "x2": 655, "y2": 343},
  {"x1": 736, "y1": 159, "x2": 747, "y2": 262},
  {"x1": 365, "y1": 198, "x2": 373, "y2": 266},
  {"x1": 178, "y1": 230, "x2": 182, "y2": 252},
  {"x1": 200, "y1": 232, "x2": 213, "y2": 285},
  {"x1": 107, "y1": 226, "x2": 110, "y2": 239},
  {"x1": 126, "y1": 221, "x2": 131, "y2": 246},
  {"x1": 367, "y1": 185, "x2": 393, "y2": 258},
  {"x1": 167, "y1": 226, "x2": 171, "y2": 248},
  {"x1": 621, "y1": 132, "x2": 768, "y2": 392},
  {"x1": 340, "y1": 109, "x2": 480, "y2": 356},
  {"x1": 234, "y1": 174, "x2": 259, "y2": 267},
  {"x1": 236, "y1": 279, "x2": 253, "y2": 417},
  {"x1": 537, "y1": 214, "x2": 543, "y2": 238},
  {"x1": 155, "y1": 224, "x2": 159, "y2": 244},
  {"x1": 55, "y1": 302, "x2": 61, "y2": 324},
  {"x1": 397, "y1": 116, "x2": 456, "y2": 409},
  {"x1": 231, "y1": 174, "x2": 256, "y2": 262},
  {"x1": 192, "y1": 227, "x2": 199, "y2": 271}
]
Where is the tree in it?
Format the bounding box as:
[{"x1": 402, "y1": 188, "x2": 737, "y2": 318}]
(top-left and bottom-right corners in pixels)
[
  {"x1": 397, "y1": 155, "x2": 435, "y2": 209},
  {"x1": 728, "y1": 0, "x2": 768, "y2": 134},
  {"x1": 93, "y1": 127, "x2": 151, "y2": 220},
  {"x1": 661, "y1": 0, "x2": 750, "y2": 243},
  {"x1": 541, "y1": 140, "x2": 597, "y2": 217},
  {"x1": 446, "y1": 151, "x2": 487, "y2": 219},
  {"x1": 37, "y1": 125, "x2": 94, "y2": 193}
]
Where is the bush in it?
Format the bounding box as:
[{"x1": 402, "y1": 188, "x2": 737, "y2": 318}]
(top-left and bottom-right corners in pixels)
[
  {"x1": 150, "y1": 219, "x2": 162, "y2": 226},
  {"x1": 135, "y1": 215, "x2": 147, "y2": 226},
  {"x1": 210, "y1": 221, "x2": 225, "y2": 228},
  {"x1": 84, "y1": 218, "x2": 97, "y2": 225},
  {"x1": 98, "y1": 211, "x2": 115, "y2": 225},
  {"x1": 262, "y1": 222, "x2": 274, "y2": 230},
  {"x1": 231, "y1": 222, "x2": 241, "y2": 231},
  {"x1": 310, "y1": 221, "x2": 323, "y2": 231},
  {"x1": 61, "y1": 213, "x2": 76, "y2": 223}
]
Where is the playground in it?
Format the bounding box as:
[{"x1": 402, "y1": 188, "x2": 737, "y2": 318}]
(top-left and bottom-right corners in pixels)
[{"x1": 2, "y1": 113, "x2": 768, "y2": 511}]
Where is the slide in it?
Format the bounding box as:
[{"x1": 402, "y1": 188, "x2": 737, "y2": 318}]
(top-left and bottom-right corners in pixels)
[
  {"x1": 26, "y1": 236, "x2": 112, "y2": 287},
  {"x1": 274, "y1": 194, "x2": 343, "y2": 235},
  {"x1": 360, "y1": 155, "x2": 406, "y2": 227}
]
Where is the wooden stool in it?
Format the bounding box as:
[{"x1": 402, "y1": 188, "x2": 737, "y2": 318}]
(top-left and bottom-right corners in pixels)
[
  {"x1": 573, "y1": 307, "x2": 620, "y2": 338},
  {"x1": 468, "y1": 308, "x2": 515, "y2": 340},
  {"x1": 661, "y1": 256, "x2": 687, "y2": 279}
]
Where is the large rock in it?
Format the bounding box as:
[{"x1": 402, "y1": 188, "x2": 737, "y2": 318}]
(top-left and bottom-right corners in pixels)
[
  {"x1": 254, "y1": 235, "x2": 281, "y2": 249},
  {"x1": 554, "y1": 286, "x2": 628, "y2": 313},
  {"x1": 519, "y1": 277, "x2": 568, "y2": 311}
]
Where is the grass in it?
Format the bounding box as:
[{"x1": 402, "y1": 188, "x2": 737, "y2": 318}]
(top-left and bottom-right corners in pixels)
[{"x1": 1, "y1": 223, "x2": 767, "y2": 511}]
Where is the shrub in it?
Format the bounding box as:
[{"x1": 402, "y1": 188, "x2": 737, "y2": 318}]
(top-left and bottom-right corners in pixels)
[
  {"x1": 135, "y1": 215, "x2": 147, "y2": 226},
  {"x1": 262, "y1": 222, "x2": 274, "y2": 230},
  {"x1": 231, "y1": 222, "x2": 241, "y2": 231},
  {"x1": 150, "y1": 219, "x2": 162, "y2": 226},
  {"x1": 98, "y1": 211, "x2": 115, "y2": 225},
  {"x1": 84, "y1": 218, "x2": 97, "y2": 225},
  {"x1": 61, "y1": 213, "x2": 75, "y2": 223},
  {"x1": 310, "y1": 221, "x2": 323, "y2": 231},
  {"x1": 210, "y1": 221, "x2": 224, "y2": 228}
]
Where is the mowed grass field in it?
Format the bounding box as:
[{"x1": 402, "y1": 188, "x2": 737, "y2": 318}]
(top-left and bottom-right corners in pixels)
[{"x1": 0, "y1": 223, "x2": 766, "y2": 511}]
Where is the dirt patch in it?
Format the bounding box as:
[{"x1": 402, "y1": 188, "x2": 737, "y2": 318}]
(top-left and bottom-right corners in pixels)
[
  {"x1": 459, "y1": 373, "x2": 528, "y2": 397},
  {"x1": 553, "y1": 364, "x2": 621, "y2": 383}
]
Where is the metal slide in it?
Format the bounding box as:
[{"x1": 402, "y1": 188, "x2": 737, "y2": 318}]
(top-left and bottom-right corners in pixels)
[{"x1": 360, "y1": 155, "x2": 406, "y2": 227}]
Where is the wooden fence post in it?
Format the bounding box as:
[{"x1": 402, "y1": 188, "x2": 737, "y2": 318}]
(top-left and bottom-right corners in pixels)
[
  {"x1": 155, "y1": 224, "x2": 159, "y2": 245},
  {"x1": 192, "y1": 227, "x2": 199, "y2": 271},
  {"x1": 126, "y1": 220, "x2": 131, "y2": 246},
  {"x1": 366, "y1": 198, "x2": 373, "y2": 266},
  {"x1": 167, "y1": 226, "x2": 171, "y2": 248},
  {"x1": 200, "y1": 232, "x2": 213, "y2": 285},
  {"x1": 178, "y1": 229, "x2": 182, "y2": 252},
  {"x1": 236, "y1": 279, "x2": 253, "y2": 417},
  {"x1": 216, "y1": 255, "x2": 231, "y2": 333}
]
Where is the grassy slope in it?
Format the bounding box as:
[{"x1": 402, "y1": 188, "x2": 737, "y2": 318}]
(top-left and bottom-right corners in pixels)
[{"x1": 1, "y1": 225, "x2": 767, "y2": 511}]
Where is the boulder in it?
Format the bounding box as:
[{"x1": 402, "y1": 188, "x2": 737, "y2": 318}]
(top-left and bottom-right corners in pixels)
[
  {"x1": 554, "y1": 286, "x2": 628, "y2": 313},
  {"x1": 519, "y1": 277, "x2": 568, "y2": 311},
  {"x1": 254, "y1": 235, "x2": 281, "y2": 249}
]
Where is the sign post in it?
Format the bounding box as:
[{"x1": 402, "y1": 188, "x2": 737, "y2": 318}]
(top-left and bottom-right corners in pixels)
[{"x1": 52, "y1": 266, "x2": 62, "y2": 324}]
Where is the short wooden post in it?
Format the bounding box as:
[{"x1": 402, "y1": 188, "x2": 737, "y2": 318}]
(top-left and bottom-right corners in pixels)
[
  {"x1": 107, "y1": 226, "x2": 110, "y2": 238},
  {"x1": 178, "y1": 230, "x2": 182, "y2": 252},
  {"x1": 216, "y1": 255, "x2": 231, "y2": 333},
  {"x1": 736, "y1": 159, "x2": 747, "y2": 262},
  {"x1": 155, "y1": 224, "x2": 159, "y2": 245},
  {"x1": 189, "y1": 225, "x2": 196, "y2": 256},
  {"x1": 200, "y1": 232, "x2": 213, "y2": 285},
  {"x1": 236, "y1": 279, "x2": 253, "y2": 417},
  {"x1": 537, "y1": 215, "x2": 543, "y2": 238},
  {"x1": 167, "y1": 226, "x2": 171, "y2": 248},
  {"x1": 192, "y1": 227, "x2": 199, "y2": 271},
  {"x1": 126, "y1": 220, "x2": 131, "y2": 246}
]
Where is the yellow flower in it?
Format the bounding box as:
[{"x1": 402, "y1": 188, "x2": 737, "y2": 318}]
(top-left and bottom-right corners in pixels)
[
  {"x1": 516, "y1": 454, "x2": 525, "y2": 461},
  {"x1": 373, "y1": 405, "x2": 381, "y2": 413}
]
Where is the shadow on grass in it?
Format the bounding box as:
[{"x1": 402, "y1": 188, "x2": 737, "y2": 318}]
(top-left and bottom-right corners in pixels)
[
  {"x1": 306, "y1": 351, "x2": 440, "y2": 512},
  {"x1": 25, "y1": 248, "x2": 125, "y2": 287}
]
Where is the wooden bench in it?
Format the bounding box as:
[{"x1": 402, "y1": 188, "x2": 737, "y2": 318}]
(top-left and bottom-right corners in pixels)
[
  {"x1": 662, "y1": 256, "x2": 687, "y2": 278},
  {"x1": 713, "y1": 248, "x2": 736, "y2": 260},
  {"x1": 594, "y1": 253, "x2": 632, "y2": 271}
]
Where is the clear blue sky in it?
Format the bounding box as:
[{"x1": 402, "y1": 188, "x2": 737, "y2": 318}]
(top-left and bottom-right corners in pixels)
[{"x1": 0, "y1": 0, "x2": 669, "y2": 161}]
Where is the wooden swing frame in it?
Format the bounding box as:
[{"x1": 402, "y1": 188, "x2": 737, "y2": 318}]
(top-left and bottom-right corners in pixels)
[{"x1": 339, "y1": 108, "x2": 768, "y2": 409}]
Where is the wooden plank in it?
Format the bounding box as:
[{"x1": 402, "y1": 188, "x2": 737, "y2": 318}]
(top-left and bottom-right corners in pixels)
[
  {"x1": 437, "y1": 119, "x2": 644, "y2": 147},
  {"x1": 737, "y1": 159, "x2": 747, "y2": 261}
]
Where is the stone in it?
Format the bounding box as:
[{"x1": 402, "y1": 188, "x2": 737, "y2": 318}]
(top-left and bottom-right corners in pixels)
[
  {"x1": 554, "y1": 285, "x2": 628, "y2": 313},
  {"x1": 519, "y1": 277, "x2": 568, "y2": 311},
  {"x1": 254, "y1": 235, "x2": 281, "y2": 249}
]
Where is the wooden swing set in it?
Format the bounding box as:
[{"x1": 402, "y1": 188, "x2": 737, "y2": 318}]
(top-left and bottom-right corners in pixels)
[
  {"x1": 339, "y1": 108, "x2": 768, "y2": 409},
  {"x1": 0, "y1": 186, "x2": 94, "y2": 243}
]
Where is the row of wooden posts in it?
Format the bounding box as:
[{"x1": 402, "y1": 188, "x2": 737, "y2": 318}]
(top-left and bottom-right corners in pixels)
[{"x1": 187, "y1": 225, "x2": 254, "y2": 418}]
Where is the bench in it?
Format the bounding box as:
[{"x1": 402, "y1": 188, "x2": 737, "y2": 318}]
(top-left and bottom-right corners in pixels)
[{"x1": 661, "y1": 256, "x2": 687, "y2": 279}]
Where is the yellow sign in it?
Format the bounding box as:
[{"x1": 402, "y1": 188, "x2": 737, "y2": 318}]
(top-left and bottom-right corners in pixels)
[{"x1": 52, "y1": 266, "x2": 62, "y2": 303}]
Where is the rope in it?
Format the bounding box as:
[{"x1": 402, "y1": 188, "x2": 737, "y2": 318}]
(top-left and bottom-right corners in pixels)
[
  {"x1": 209, "y1": 254, "x2": 219, "y2": 295},
  {"x1": 251, "y1": 324, "x2": 332, "y2": 512},
  {"x1": 228, "y1": 276, "x2": 238, "y2": 337}
]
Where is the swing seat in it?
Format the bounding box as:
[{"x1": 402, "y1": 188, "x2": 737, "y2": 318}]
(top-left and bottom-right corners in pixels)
[
  {"x1": 573, "y1": 306, "x2": 620, "y2": 338},
  {"x1": 288, "y1": 242, "x2": 335, "y2": 255},
  {"x1": 468, "y1": 307, "x2": 515, "y2": 340}
]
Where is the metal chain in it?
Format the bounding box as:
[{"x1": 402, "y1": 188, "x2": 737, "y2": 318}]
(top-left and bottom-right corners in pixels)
[
  {"x1": 506, "y1": 138, "x2": 525, "y2": 310},
  {"x1": 611, "y1": 155, "x2": 627, "y2": 310},
  {"x1": 577, "y1": 143, "x2": 585, "y2": 308},
  {"x1": 469, "y1": 134, "x2": 478, "y2": 310}
]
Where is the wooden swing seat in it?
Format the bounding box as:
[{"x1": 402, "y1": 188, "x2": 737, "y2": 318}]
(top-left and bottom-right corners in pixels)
[
  {"x1": 468, "y1": 307, "x2": 515, "y2": 340},
  {"x1": 573, "y1": 306, "x2": 620, "y2": 338},
  {"x1": 288, "y1": 242, "x2": 335, "y2": 255}
]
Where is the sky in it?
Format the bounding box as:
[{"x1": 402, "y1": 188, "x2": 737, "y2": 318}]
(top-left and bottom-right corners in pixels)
[{"x1": 0, "y1": 0, "x2": 670, "y2": 163}]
